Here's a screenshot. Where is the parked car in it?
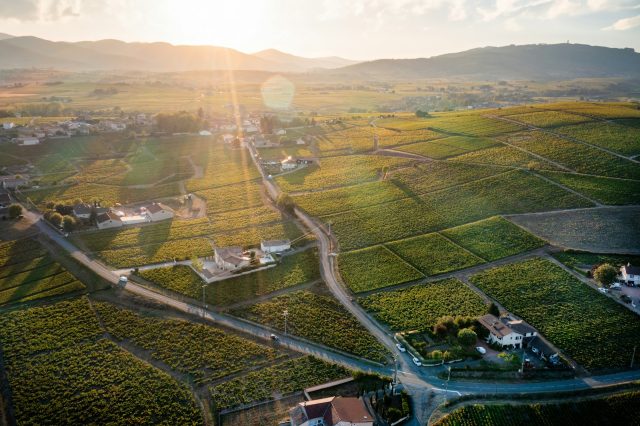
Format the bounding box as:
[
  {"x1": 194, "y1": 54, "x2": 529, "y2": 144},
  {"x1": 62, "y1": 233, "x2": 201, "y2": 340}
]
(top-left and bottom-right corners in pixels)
[
  {"x1": 412, "y1": 357, "x2": 422, "y2": 366},
  {"x1": 117, "y1": 276, "x2": 128, "y2": 286},
  {"x1": 610, "y1": 283, "x2": 622, "y2": 290},
  {"x1": 475, "y1": 346, "x2": 487, "y2": 355},
  {"x1": 270, "y1": 334, "x2": 279, "y2": 341},
  {"x1": 531, "y1": 347, "x2": 540, "y2": 355},
  {"x1": 396, "y1": 343, "x2": 406, "y2": 352},
  {"x1": 598, "y1": 287, "x2": 608, "y2": 294}
]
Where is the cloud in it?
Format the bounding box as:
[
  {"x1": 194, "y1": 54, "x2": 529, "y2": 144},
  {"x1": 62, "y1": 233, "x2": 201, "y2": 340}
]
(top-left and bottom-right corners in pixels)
[
  {"x1": 604, "y1": 14, "x2": 640, "y2": 30},
  {"x1": 0, "y1": 0, "x2": 82, "y2": 21}
]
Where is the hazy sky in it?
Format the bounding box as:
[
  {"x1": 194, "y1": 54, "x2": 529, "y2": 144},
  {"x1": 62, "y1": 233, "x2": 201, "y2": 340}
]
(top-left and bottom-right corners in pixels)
[{"x1": 0, "y1": 0, "x2": 639, "y2": 60}]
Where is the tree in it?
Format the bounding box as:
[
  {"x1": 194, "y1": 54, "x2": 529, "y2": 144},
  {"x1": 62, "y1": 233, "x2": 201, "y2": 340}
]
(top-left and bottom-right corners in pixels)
[
  {"x1": 8, "y1": 204, "x2": 22, "y2": 219},
  {"x1": 415, "y1": 109, "x2": 430, "y2": 118},
  {"x1": 62, "y1": 215, "x2": 76, "y2": 232},
  {"x1": 593, "y1": 263, "x2": 618, "y2": 287},
  {"x1": 276, "y1": 193, "x2": 295, "y2": 215},
  {"x1": 191, "y1": 256, "x2": 203, "y2": 272},
  {"x1": 457, "y1": 328, "x2": 477, "y2": 347},
  {"x1": 487, "y1": 302, "x2": 500, "y2": 317},
  {"x1": 49, "y1": 212, "x2": 63, "y2": 228}
]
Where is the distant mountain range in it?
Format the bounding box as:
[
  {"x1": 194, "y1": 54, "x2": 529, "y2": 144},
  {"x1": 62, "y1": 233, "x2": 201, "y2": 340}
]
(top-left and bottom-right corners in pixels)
[
  {"x1": 0, "y1": 34, "x2": 638, "y2": 80},
  {"x1": 0, "y1": 35, "x2": 358, "y2": 72},
  {"x1": 335, "y1": 43, "x2": 640, "y2": 80}
]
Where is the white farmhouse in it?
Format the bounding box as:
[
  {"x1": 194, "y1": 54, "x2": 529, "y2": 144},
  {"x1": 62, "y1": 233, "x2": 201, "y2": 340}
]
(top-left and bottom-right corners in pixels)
[
  {"x1": 199, "y1": 130, "x2": 212, "y2": 136},
  {"x1": 96, "y1": 211, "x2": 123, "y2": 230},
  {"x1": 19, "y1": 137, "x2": 40, "y2": 146},
  {"x1": 213, "y1": 246, "x2": 249, "y2": 271},
  {"x1": 621, "y1": 264, "x2": 640, "y2": 286},
  {"x1": 142, "y1": 203, "x2": 174, "y2": 222},
  {"x1": 289, "y1": 396, "x2": 374, "y2": 426},
  {"x1": 72, "y1": 203, "x2": 109, "y2": 220},
  {"x1": 2, "y1": 122, "x2": 14, "y2": 130},
  {"x1": 260, "y1": 239, "x2": 291, "y2": 253},
  {"x1": 478, "y1": 314, "x2": 537, "y2": 349},
  {"x1": 281, "y1": 156, "x2": 298, "y2": 171}
]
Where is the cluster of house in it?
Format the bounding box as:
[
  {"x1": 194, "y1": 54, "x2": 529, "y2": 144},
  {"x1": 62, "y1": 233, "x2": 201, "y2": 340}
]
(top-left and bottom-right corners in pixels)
[
  {"x1": 288, "y1": 396, "x2": 374, "y2": 426},
  {"x1": 211, "y1": 240, "x2": 291, "y2": 271},
  {"x1": 93, "y1": 202, "x2": 174, "y2": 230}
]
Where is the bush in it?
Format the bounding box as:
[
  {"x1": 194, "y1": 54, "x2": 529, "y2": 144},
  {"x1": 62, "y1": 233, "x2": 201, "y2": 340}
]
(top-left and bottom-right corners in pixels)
[
  {"x1": 457, "y1": 328, "x2": 477, "y2": 347},
  {"x1": 593, "y1": 263, "x2": 618, "y2": 287},
  {"x1": 8, "y1": 204, "x2": 22, "y2": 219}
]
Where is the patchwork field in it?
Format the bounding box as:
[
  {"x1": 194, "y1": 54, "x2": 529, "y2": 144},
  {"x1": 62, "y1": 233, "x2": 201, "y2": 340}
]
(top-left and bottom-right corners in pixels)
[
  {"x1": 555, "y1": 121, "x2": 640, "y2": 157},
  {"x1": 0, "y1": 238, "x2": 85, "y2": 305},
  {"x1": 396, "y1": 136, "x2": 499, "y2": 159},
  {"x1": 471, "y1": 258, "x2": 640, "y2": 370},
  {"x1": 539, "y1": 171, "x2": 640, "y2": 206}
]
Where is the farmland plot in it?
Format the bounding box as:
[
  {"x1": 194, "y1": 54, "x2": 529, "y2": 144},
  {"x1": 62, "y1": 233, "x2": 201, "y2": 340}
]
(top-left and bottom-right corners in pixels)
[
  {"x1": 195, "y1": 180, "x2": 264, "y2": 213},
  {"x1": 539, "y1": 171, "x2": 640, "y2": 205},
  {"x1": 471, "y1": 258, "x2": 640, "y2": 370},
  {"x1": 96, "y1": 237, "x2": 213, "y2": 267},
  {"x1": 442, "y1": 216, "x2": 545, "y2": 261},
  {"x1": 555, "y1": 122, "x2": 640, "y2": 157},
  {"x1": 360, "y1": 278, "x2": 487, "y2": 332},
  {"x1": 424, "y1": 113, "x2": 523, "y2": 137},
  {"x1": 396, "y1": 136, "x2": 499, "y2": 159},
  {"x1": 508, "y1": 110, "x2": 593, "y2": 128},
  {"x1": 0, "y1": 298, "x2": 202, "y2": 425},
  {"x1": 386, "y1": 233, "x2": 484, "y2": 276},
  {"x1": 232, "y1": 289, "x2": 389, "y2": 362},
  {"x1": 338, "y1": 245, "x2": 424, "y2": 293},
  {"x1": 95, "y1": 302, "x2": 282, "y2": 382},
  {"x1": 503, "y1": 131, "x2": 640, "y2": 180},
  {"x1": 448, "y1": 143, "x2": 561, "y2": 170},
  {"x1": 275, "y1": 155, "x2": 412, "y2": 192}
]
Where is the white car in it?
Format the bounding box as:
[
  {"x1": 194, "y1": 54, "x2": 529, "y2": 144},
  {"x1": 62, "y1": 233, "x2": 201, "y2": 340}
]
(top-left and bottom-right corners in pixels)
[
  {"x1": 412, "y1": 357, "x2": 422, "y2": 366},
  {"x1": 396, "y1": 343, "x2": 406, "y2": 352},
  {"x1": 118, "y1": 276, "x2": 128, "y2": 285},
  {"x1": 598, "y1": 287, "x2": 608, "y2": 294},
  {"x1": 475, "y1": 346, "x2": 487, "y2": 355},
  {"x1": 610, "y1": 283, "x2": 622, "y2": 290}
]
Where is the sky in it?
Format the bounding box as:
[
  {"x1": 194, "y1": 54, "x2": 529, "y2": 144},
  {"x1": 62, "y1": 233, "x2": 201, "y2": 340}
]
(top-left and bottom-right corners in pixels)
[{"x1": 0, "y1": 0, "x2": 638, "y2": 60}]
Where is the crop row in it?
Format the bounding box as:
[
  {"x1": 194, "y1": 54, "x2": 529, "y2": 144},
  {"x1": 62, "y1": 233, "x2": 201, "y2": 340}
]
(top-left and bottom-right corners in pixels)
[
  {"x1": 555, "y1": 122, "x2": 640, "y2": 157},
  {"x1": 94, "y1": 302, "x2": 282, "y2": 382},
  {"x1": 448, "y1": 143, "x2": 561, "y2": 170},
  {"x1": 539, "y1": 171, "x2": 640, "y2": 206},
  {"x1": 209, "y1": 356, "x2": 350, "y2": 411},
  {"x1": 507, "y1": 110, "x2": 593, "y2": 128},
  {"x1": 425, "y1": 113, "x2": 523, "y2": 137},
  {"x1": 96, "y1": 237, "x2": 213, "y2": 267},
  {"x1": 360, "y1": 278, "x2": 488, "y2": 332},
  {"x1": 470, "y1": 258, "x2": 640, "y2": 370},
  {"x1": 396, "y1": 136, "x2": 499, "y2": 159},
  {"x1": 435, "y1": 391, "x2": 640, "y2": 426},
  {"x1": 195, "y1": 180, "x2": 264, "y2": 214},
  {"x1": 232, "y1": 289, "x2": 389, "y2": 362}
]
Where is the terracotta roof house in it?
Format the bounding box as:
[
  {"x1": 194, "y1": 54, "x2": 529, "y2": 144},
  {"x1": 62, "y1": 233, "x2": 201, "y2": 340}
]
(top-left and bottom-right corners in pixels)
[
  {"x1": 478, "y1": 314, "x2": 537, "y2": 349},
  {"x1": 142, "y1": 202, "x2": 174, "y2": 222},
  {"x1": 214, "y1": 246, "x2": 249, "y2": 271},
  {"x1": 96, "y1": 211, "x2": 123, "y2": 230},
  {"x1": 290, "y1": 396, "x2": 374, "y2": 426}
]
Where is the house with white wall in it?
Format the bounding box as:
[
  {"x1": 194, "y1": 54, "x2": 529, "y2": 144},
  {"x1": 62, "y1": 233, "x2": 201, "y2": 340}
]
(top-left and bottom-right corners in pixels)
[
  {"x1": 478, "y1": 314, "x2": 537, "y2": 349},
  {"x1": 142, "y1": 203, "x2": 174, "y2": 222},
  {"x1": 290, "y1": 396, "x2": 374, "y2": 426},
  {"x1": 214, "y1": 246, "x2": 249, "y2": 271},
  {"x1": 621, "y1": 264, "x2": 640, "y2": 286},
  {"x1": 96, "y1": 211, "x2": 123, "y2": 230}
]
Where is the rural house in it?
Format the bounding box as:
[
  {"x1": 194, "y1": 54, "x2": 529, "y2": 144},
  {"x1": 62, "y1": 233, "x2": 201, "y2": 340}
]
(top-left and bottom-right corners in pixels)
[
  {"x1": 214, "y1": 246, "x2": 249, "y2": 271},
  {"x1": 621, "y1": 264, "x2": 640, "y2": 286},
  {"x1": 2, "y1": 122, "x2": 14, "y2": 130},
  {"x1": 478, "y1": 314, "x2": 537, "y2": 349},
  {"x1": 0, "y1": 176, "x2": 28, "y2": 189},
  {"x1": 72, "y1": 203, "x2": 109, "y2": 220},
  {"x1": 281, "y1": 156, "x2": 298, "y2": 171},
  {"x1": 142, "y1": 203, "x2": 174, "y2": 222},
  {"x1": 96, "y1": 211, "x2": 123, "y2": 230},
  {"x1": 260, "y1": 239, "x2": 291, "y2": 253},
  {"x1": 289, "y1": 396, "x2": 374, "y2": 426}
]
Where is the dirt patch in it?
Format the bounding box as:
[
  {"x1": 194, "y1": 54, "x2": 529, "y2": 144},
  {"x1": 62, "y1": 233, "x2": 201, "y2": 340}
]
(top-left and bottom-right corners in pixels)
[{"x1": 507, "y1": 206, "x2": 640, "y2": 254}]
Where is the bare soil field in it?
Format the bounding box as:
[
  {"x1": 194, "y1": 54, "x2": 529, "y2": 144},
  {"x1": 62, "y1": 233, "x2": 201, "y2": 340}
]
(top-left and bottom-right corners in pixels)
[{"x1": 507, "y1": 206, "x2": 640, "y2": 254}]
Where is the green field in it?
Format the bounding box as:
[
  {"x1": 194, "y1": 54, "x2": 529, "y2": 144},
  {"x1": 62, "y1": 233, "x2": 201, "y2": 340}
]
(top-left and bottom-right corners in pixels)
[
  {"x1": 0, "y1": 298, "x2": 202, "y2": 425},
  {"x1": 435, "y1": 391, "x2": 640, "y2": 426},
  {"x1": 539, "y1": 171, "x2": 640, "y2": 205},
  {"x1": 386, "y1": 233, "x2": 484, "y2": 276},
  {"x1": 0, "y1": 239, "x2": 85, "y2": 305},
  {"x1": 471, "y1": 258, "x2": 640, "y2": 370},
  {"x1": 555, "y1": 122, "x2": 640, "y2": 156},
  {"x1": 338, "y1": 245, "x2": 424, "y2": 293},
  {"x1": 441, "y1": 216, "x2": 546, "y2": 261},
  {"x1": 508, "y1": 110, "x2": 593, "y2": 128},
  {"x1": 360, "y1": 278, "x2": 488, "y2": 332},
  {"x1": 209, "y1": 356, "x2": 350, "y2": 411},
  {"x1": 231, "y1": 288, "x2": 388, "y2": 362},
  {"x1": 396, "y1": 136, "x2": 499, "y2": 159}
]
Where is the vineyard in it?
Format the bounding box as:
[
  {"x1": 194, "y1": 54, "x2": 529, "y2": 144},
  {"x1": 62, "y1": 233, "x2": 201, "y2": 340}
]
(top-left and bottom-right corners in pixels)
[
  {"x1": 507, "y1": 110, "x2": 593, "y2": 128},
  {"x1": 0, "y1": 298, "x2": 202, "y2": 425},
  {"x1": 435, "y1": 391, "x2": 640, "y2": 426},
  {"x1": 386, "y1": 233, "x2": 484, "y2": 276},
  {"x1": 209, "y1": 356, "x2": 351, "y2": 411},
  {"x1": 231, "y1": 288, "x2": 389, "y2": 362},
  {"x1": 539, "y1": 171, "x2": 640, "y2": 205},
  {"x1": 0, "y1": 238, "x2": 85, "y2": 305},
  {"x1": 441, "y1": 216, "x2": 545, "y2": 261},
  {"x1": 470, "y1": 258, "x2": 640, "y2": 370},
  {"x1": 338, "y1": 245, "x2": 424, "y2": 293},
  {"x1": 396, "y1": 136, "x2": 499, "y2": 159},
  {"x1": 448, "y1": 144, "x2": 560, "y2": 170},
  {"x1": 424, "y1": 113, "x2": 523, "y2": 137},
  {"x1": 555, "y1": 122, "x2": 640, "y2": 156},
  {"x1": 360, "y1": 278, "x2": 487, "y2": 332},
  {"x1": 94, "y1": 302, "x2": 283, "y2": 382}
]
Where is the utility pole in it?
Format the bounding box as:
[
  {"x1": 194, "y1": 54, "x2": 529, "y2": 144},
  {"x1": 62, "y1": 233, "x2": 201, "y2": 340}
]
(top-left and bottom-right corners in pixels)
[
  {"x1": 445, "y1": 366, "x2": 451, "y2": 403},
  {"x1": 632, "y1": 346, "x2": 637, "y2": 369},
  {"x1": 283, "y1": 309, "x2": 289, "y2": 335},
  {"x1": 392, "y1": 354, "x2": 398, "y2": 391}
]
